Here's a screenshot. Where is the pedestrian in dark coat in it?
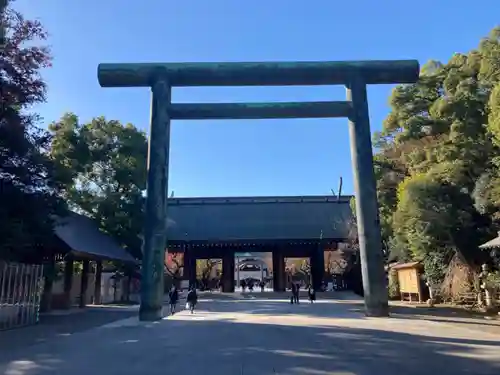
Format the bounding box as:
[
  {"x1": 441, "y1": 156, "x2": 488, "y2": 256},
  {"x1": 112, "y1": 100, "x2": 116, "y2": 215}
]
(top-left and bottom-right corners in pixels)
[
  {"x1": 186, "y1": 287, "x2": 198, "y2": 314},
  {"x1": 308, "y1": 286, "x2": 316, "y2": 304},
  {"x1": 168, "y1": 286, "x2": 179, "y2": 315},
  {"x1": 294, "y1": 282, "x2": 300, "y2": 304},
  {"x1": 290, "y1": 282, "x2": 296, "y2": 304}
]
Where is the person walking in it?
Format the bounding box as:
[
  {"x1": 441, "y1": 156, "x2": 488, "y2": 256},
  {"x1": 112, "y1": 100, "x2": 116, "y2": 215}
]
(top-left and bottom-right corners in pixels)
[
  {"x1": 308, "y1": 286, "x2": 316, "y2": 304},
  {"x1": 168, "y1": 286, "x2": 179, "y2": 315},
  {"x1": 186, "y1": 287, "x2": 198, "y2": 314},
  {"x1": 290, "y1": 282, "x2": 296, "y2": 304},
  {"x1": 294, "y1": 282, "x2": 300, "y2": 304}
]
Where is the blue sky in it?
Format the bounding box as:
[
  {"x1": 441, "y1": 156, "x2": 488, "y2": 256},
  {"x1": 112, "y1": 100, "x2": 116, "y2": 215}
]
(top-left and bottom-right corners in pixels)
[{"x1": 17, "y1": 0, "x2": 499, "y2": 198}]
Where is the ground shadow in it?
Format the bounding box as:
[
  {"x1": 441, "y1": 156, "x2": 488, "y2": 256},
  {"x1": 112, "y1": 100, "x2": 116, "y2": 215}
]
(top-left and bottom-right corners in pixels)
[
  {"x1": 2, "y1": 310, "x2": 499, "y2": 375},
  {"x1": 387, "y1": 304, "x2": 500, "y2": 331},
  {"x1": 388, "y1": 304, "x2": 490, "y2": 319},
  {"x1": 2, "y1": 294, "x2": 500, "y2": 375},
  {"x1": 0, "y1": 306, "x2": 137, "y2": 356}
]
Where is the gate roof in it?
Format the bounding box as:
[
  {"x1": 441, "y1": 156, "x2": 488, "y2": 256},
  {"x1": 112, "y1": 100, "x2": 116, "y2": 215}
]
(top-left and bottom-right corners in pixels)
[
  {"x1": 166, "y1": 195, "x2": 353, "y2": 242},
  {"x1": 54, "y1": 212, "x2": 137, "y2": 263}
]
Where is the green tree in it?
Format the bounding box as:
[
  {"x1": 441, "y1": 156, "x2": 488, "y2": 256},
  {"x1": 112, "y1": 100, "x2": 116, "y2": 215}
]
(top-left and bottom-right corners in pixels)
[
  {"x1": 478, "y1": 78, "x2": 500, "y2": 223},
  {"x1": 49, "y1": 113, "x2": 148, "y2": 260},
  {"x1": 393, "y1": 173, "x2": 487, "y2": 286},
  {"x1": 0, "y1": 1, "x2": 64, "y2": 261},
  {"x1": 374, "y1": 26, "x2": 500, "y2": 275}
]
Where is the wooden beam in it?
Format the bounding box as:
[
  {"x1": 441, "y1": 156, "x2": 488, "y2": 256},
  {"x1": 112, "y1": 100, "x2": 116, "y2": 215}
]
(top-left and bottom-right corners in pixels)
[
  {"x1": 168, "y1": 101, "x2": 352, "y2": 120},
  {"x1": 98, "y1": 60, "x2": 419, "y2": 88}
]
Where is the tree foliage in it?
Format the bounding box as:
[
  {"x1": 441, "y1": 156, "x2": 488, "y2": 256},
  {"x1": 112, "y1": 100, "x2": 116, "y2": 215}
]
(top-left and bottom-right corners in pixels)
[
  {"x1": 197, "y1": 259, "x2": 221, "y2": 286},
  {"x1": 0, "y1": 1, "x2": 64, "y2": 261},
  {"x1": 49, "y1": 113, "x2": 148, "y2": 260},
  {"x1": 375, "y1": 26, "x2": 500, "y2": 287},
  {"x1": 324, "y1": 251, "x2": 348, "y2": 275},
  {"x1": 165, "y1": 253, "x2": 184, "y2": 280}
]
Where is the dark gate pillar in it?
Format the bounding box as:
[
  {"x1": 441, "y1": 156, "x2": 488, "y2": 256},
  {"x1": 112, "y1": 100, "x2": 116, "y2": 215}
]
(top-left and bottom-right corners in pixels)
[
  {"x1": 272, "y1": 249, "x2": 286, "y2": 292},
  {"x1": 310, "y1": 246, "x2": 324, "y2": 291},
  {"x1": 94, "y1": 261, "x2": 102, "y2": 305},
  {"x1": 221, "y1": 251, "x2": 235, "y2": 293},
  {"x1": 63, "y1": 258, "x2": 74, "y2": 309},
  {"x1": 184, "y1": 245, "x2": 197, "y2": 289},
  {"x1": 79, "y1": 260, "x2": 90, "y2": 308},
  {"x1": 140, "y1": 78, "x2": 171, "y2": 321},
  {"x1": 40, "y1": 256, "x2": 55, "y2": 313},
  {"x1": 346, "y1": 77, "x2": 389, "y2": 317}
]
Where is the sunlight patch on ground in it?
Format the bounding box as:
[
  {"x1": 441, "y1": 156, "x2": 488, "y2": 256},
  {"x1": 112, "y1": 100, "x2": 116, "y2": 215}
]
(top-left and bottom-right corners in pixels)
[
  {"x1": 2, "y1": 358, "x2": 64, "y2": 375},
  {"x1": 428, "y1": 340, "x2": 500, "y2": 361},
  {"x1": 88, "y1": 304, "x2": 139, "y2": 310},
  {"x1": 199, "y1": 298, "x2": 358, "y2": 304},
  {"x1": 121, "y1": 339, "x2": 139, "y2": 344},
  {"x1": 99, "y1": 317, "x2": 161, "y2": 328},
  {"x1": 289, "y1": 368, "x2": 356, "y2": 375},
  {"x1": 270, "y1": 349, "x2": 335, "y2": 360},
  {"x1": 4, "y1": 360, "x2": 40, "y2": 375},
  {"x1": 167, "y1": 307, "x2": 500, "y2": 345}
]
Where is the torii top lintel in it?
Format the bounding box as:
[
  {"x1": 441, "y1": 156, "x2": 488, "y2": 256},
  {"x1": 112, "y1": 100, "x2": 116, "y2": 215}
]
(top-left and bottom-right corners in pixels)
[{"x1": 97, "y1": 60, "x2": 420, "y2": 88}]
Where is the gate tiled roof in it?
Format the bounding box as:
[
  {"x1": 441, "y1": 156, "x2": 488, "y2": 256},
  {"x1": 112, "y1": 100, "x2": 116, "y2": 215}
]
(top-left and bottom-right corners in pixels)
[
  {"x1": 54, "y1": 212, "x2": 137, "y2": 262},
  {"x1": 166, "y1": 195, "x2": 353, "y2": 242}
]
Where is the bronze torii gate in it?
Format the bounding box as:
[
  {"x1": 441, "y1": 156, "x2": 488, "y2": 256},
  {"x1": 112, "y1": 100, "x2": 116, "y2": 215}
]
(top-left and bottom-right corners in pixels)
[{"x1": 97, "y1": 60, "x2": 419, "y2": 321}]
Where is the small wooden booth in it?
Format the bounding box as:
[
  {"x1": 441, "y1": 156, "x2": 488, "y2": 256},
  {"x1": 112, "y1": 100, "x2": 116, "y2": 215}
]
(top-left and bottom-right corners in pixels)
[{"x1": 390, "y1": 261, "x2": 425, "y2": 303}]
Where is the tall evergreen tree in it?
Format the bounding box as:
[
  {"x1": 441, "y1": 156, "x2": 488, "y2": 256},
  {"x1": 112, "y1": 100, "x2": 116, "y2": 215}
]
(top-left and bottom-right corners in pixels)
[
  {"x1": 0, "y1": 0, "x2": 64, "y2": 261},
  {"x1": 374, "y1": 26, "x2": 500, "y2": 281}
]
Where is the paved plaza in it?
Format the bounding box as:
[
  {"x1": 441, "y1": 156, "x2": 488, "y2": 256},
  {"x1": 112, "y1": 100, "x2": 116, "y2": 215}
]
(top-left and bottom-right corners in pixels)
[{"x1": 1, "y1": 293, "x2": 499, "y2": 375}]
